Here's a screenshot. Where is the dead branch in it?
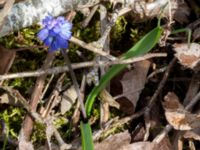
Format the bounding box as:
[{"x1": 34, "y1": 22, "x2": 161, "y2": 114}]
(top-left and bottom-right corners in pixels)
[{"x1": 0, "y1": 53, "x2": 166, "y2": 80}]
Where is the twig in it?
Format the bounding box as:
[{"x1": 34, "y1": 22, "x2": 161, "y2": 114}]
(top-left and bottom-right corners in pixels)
[
  {"x1": 81, "y1": 5, "x2": 99, "y2": 27},
  {"x1": 11, "y1": 45, "x2": 47, "y2": 52},
  {"x1": 185, "y1": 90, "x2": 200, "y2": 111},
  {"x1": 70, "y1": 36, "x2": 116, "y2": 60},
  {"x1": 143, "y1": 58, "x2": 176, "y2": 141},
  {"x1": 40, "y1": 74, "x2": 55, "y2": 101},
  {"x1": 146, "y1": 57, "x2": 177, "y2": 109},
  {"x1": 99, "y1": 4, "x2": 111, "y2": 127},
  {"x1": 0, "y1": 86, "x2": 44, "y2": 123},
  {"x1": 53, "y1": 127, "x2": 71, "y2": 149},
  {"x1": 183, "y1": 72, "x2": 200, "y2": 105},
  {"x1": 40, "y1": 73, "x2": 65, "y2": 118},
  {"x1": 153, "y1": 124, "x2": 172, "y2": 143},
  {"x1": 61, "y1": 49, "x2": 87, "y2": 119},
  {"x1": 147, "y1": 66, "x2": 167, "y2": 79},
  {"x1": 72, "y1": 72, "x2": 87, "y2": 125},
  {"x1": 0, "y1": 53, "x2": 167, "y2": 80},
  {"x1": 18, "y1": 53, "x2": 55, "y2": 142}
]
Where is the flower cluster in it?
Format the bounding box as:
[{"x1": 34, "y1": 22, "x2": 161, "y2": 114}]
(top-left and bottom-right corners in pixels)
[{"x1": 37, "y1": 15, "x2": 72, "y2": 52}]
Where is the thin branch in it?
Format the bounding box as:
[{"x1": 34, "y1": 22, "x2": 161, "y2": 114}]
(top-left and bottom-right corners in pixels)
[
  {"x1": 70, "y1": 36, "x2": 116, "y2": 60},
  {"x1": 61, "y1": 49, "x2": 87, "y2": 119},
  {"x1": 146, "y1": 57, "x2": 176, "y2": 109},
  {"x1": 18, "y1": 53, "x2": 55, "y2": 142},
  {"x1": 0, "y1": 53, "x2": 166, "y2": 80},
  {"x1": 81, "y1": 4, "x2": 99, "y2": 28}
]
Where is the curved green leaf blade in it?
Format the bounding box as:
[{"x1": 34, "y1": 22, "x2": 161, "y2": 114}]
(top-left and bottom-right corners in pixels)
[
  {"x1": 85, "y1": 26, "x2": 163, "y2": 116},
  {"x1": 80, "y1": 121, "x2": 94, "y2": 150}
]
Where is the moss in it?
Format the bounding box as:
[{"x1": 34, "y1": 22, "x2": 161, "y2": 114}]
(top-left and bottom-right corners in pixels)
[
  {"x1": 32, "y1": 122, "x2": 46, "y2": 144},
  {"x1": 0, "y1": 106, "x2": 24, "y2": 148}
]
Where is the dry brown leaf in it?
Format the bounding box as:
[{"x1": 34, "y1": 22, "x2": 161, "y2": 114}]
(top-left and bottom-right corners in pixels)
[
  {"x1": 111, "y1": 60, "x2": 150, "y2": 114},
  {"x1": 173, "y1": 43, "x2": 200, "y2": 71},
  {"x1": 121, "y1": 141, "x2": 157, "y2": 150},
  {"x1": 183, "y1": 128, "x2": 200, "y2": 141},
  {"x1": 131, "y1": 124, "x2": 145, "y2": 142},
  {"x1": 0, "y1": 92, "x2": 21, "y2": 106},
  {"x1": 162, "y1": 92, "x2": 184, "y2": 111},
  {"x1": 60, "y1": 86, "x2": 77, "y2": 115},
  {"x1": 164, "y1": 110, "x2": 200, "y2": 130},
  {"x1": 123, "y1": 138, "x2": 172, "y2": 150},
  {"x1": 94, "y1": 130, "x2": 131, "y2": 150},
  {"x1": 163, "y1": 92, "x2": 200, "y2": 130}
]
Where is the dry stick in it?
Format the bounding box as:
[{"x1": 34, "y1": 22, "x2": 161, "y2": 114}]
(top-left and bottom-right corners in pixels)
[
  {"x1": 72, "y1": 73, "x2": 87, "y2": 125},
  {"x1": 0, "y1": 86, "x2": 44, "y2": 123},
  {"x1": 61, "y1": 49, "x2": 87, "y2": 119},
  {"x1": 141, "y1": 57, "x2": 176, "y2": 141},
  {"x1": 147, "y1": 66, "x2": 167, "y2": 79},
  {"x1": 183, "y1": 72, "x2": 200, "y2": 106},
  {"x1": 185, "y1": 90, "x2": 200, "y2": 111},
  {"x1": 41, "y1": 73, "x2": 66, "y2": 118},
  {"x1": 11, "y1": 45, "x2": 47, "y2": 52},
  {"x1": 40, "y1": 74, "x2": 54, "y2": 101},
  {"x1": 99, "y1": 4, "x2": 110, "y2": 127},
  {"x1": 18, "y1": 53, "x2": 55, "y2": 142},
  {"x1": 144, "y1": 58, "x2": 176, "y2": 141},
  {"x1": 0, "y1": 53, "x2": 166, "y2": 80},
  {"x1": 146, "y1": 58, "x2": 177, "y2": 109},
  {"x1": 70, "y1": 36, "x2": 116, "y2": 60},
  {"x1": 82, "y1": 4, "x2": 99, "y2": 28},
  {"x1": 53, "y1": 127, "x2": 71, "y2": 149},
  {"x1": 1, "y1": 84, "x2": 70, "y2": 148}
]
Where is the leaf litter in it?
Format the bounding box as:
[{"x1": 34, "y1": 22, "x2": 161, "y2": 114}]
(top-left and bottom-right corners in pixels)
[{"x1": 1, "y1": 0, "x2": 200, "y2": 149}]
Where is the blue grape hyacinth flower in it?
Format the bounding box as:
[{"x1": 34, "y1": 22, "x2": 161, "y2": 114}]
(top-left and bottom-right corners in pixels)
[{"x1": 37, "y1": 15, "x2": 72, "y2": 52}]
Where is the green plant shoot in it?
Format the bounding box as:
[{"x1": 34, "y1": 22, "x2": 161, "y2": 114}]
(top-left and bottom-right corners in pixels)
[
  {"x1": 85, "y1": 24, "x2": 163, "y2": 117},
  {"x1": 80, "y1": 21, "x2": 163, "y2": 150},
  {"x1": 80, "y1": 121, "x2": 94, "y2": 150}
]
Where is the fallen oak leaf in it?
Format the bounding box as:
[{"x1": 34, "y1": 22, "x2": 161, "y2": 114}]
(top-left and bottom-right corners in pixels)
[
  {"x1": 94, "y1": 130, "x2": 131, "y2": 150},
  {"x1": 173, "y1": 43, "x2": 200, "y2": 71},
  {"x1": 163, "y1": 92, "x2": 200, "y2": 130},
  {"x1": 111, "y1": 60, "x2": 150, "y2": 114},
  {"x1": 122, "y1": 137, "x2": 172, "y2": 150},
  {"x1": 183, "y1": 128, "x2": 200, "y2": 141},
  {"x1": 60, "y1": 85, "x2": 77, "y2": 115}
]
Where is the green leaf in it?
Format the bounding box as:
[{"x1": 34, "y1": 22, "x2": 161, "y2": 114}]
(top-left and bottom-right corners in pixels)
[
  {"x1": 80, "y1": 121, "x2": 94, "y2": 150},
  {"x1": 85, "y1": 26, "x2": 163, "y2": 116}
]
